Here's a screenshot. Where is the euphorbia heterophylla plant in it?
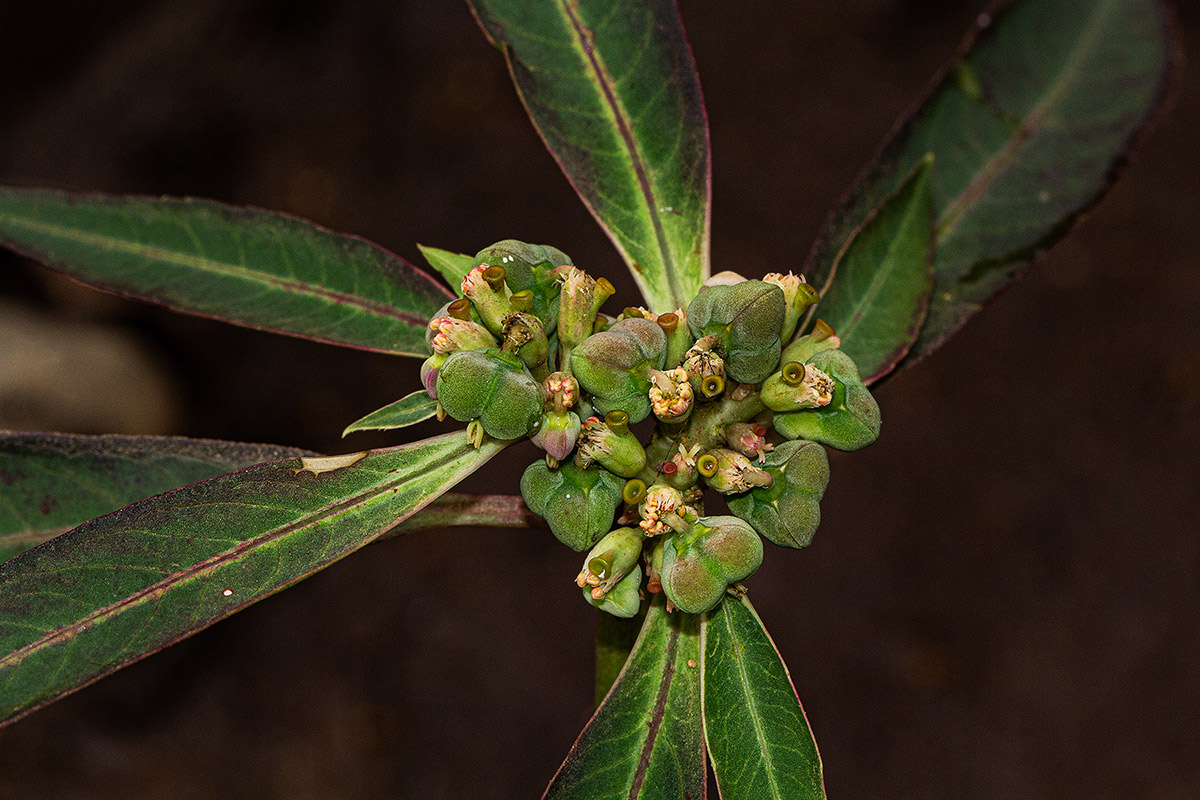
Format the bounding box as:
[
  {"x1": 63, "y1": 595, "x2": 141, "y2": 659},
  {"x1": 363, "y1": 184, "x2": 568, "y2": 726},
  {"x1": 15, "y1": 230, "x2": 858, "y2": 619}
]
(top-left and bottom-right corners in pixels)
[{"x1": 0, "y1": 1, "x2": 1175, "y2": 797}]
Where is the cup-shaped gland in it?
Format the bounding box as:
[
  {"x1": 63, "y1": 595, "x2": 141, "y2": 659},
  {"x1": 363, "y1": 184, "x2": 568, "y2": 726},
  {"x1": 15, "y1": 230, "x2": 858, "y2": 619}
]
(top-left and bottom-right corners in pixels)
[
  {"x1": 436, "y1": 348, "x2": 543, "y2": 440},
  {"x1": 661, "y1": 516, "x2": 764, "y2": 614},
  {"x1": 726, "y1": 439, "x2": 829, "y2": 549},
  {"x1": 762, "y1": 272, "x2": 820, "y2": 342},
  {"x1": 761, "y1": 361, "x2": 835, "y2": 413},
  {"x1": 554, "y1": 265, "x2": 615, "y2": 352},
  {"x1": 638, "y1": 484, "x2": 686, "y2": 536},
  {"x1": 649, "y1": 368, "x2": 694, "y2": 424},
  {"x1": 773, "y1": 349, "x2": 880, "y2": 451},
  {"x1": 781, "y1": 318, "x2": 841, "y2": 364},
  {"x1": 655, "y1": 310, "x2": 693, "y2": 368},
  {"x1": 722, "y1": 422, "x2": 774, "y2": 463},
  {"x1": 571, "y1": 317, "x2": 667, "y2": 423},
  {"x1": 421, "y1": 353, "x2": 447, "y2": 399},
  {"x1": 521, "y1": 460, "x2": 624, "y2": 551},
  {"x1": 575, "y1": 411, "x2": 647, "y2": 478},
  {"x1": 697, "y1": 447, "x2": 774, "y2": 494},
  {"x1": 500, "y1": 311, "x2": 549, "y2": 373},
  {"x1": 576, "y1": 526, "x2": 645, "y2": 600},
  {"x1": 686, "y1": 281, "x2": 785, "y2": 384},
  {"x1": 473, "y1": 240, "x2": 569, "y2": 332}
]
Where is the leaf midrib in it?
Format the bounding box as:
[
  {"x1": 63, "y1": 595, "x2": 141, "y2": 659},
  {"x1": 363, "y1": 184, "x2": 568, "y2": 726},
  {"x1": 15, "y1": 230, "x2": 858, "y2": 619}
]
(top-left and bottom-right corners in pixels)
[
  {"x1": 627, "y1": 617, "x2": 680, "y2": 798},
  {"x1": 723, "y1": 600, "x2": 784, "y2": 799},
  {"x1": 0, "y1": 213, "x2": 429, "y2": 329},
  {"x1": 553, "y1": 0, "x2": 684, "y2": 311},
  {"x1": 935, "y1": 0, "x2": 1116, "y2": 247}
]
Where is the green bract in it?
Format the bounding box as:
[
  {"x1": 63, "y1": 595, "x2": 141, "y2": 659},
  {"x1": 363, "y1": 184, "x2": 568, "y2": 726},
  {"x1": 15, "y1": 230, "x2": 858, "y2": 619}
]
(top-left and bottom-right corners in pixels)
[
  {"x1": 686, "y1": 280, "x2": 785, "y2": 384},
  {"x1": 660, "y1": 516, "x2": 764, "y2": 614},
  {"x1": 435, "y1": 348, "x2": 543, "y2": 440},
  {"x1": 571, "y1": 317, "x2": 667, "y2": 423},
  {"x1": 773, "y1": 348, "x2": 881, "y2": 451},
  {"x1": 726, "y1": 440, "x2": 830, "y2": 549},
  {"x1": 519, "y1": 461, "x2": 624, "y2": 551}
]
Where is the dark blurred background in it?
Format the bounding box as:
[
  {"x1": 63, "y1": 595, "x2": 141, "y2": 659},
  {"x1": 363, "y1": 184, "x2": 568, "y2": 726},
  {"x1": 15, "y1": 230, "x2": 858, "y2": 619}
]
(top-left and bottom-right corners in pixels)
[{"x1": 0, "y1": 1, "x2": 1196, "y2": 797}]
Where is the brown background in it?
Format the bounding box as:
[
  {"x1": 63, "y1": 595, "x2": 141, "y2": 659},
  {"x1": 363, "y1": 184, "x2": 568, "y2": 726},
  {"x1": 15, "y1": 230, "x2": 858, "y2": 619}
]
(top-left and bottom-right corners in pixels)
[{"x1": 0, "y1": 1, "x2": 1197, "y2": 797}]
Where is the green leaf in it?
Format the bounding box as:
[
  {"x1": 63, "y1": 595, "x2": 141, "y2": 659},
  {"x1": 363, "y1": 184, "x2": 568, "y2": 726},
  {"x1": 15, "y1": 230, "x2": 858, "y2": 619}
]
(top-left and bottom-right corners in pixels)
[
  {"x1": 0, "y1": 432, "x2": 308, "y2": 564},
  {"x1": 814, "y1": 157, "x2": 935, "y2": 384},
  {"x1": 703, "y1": 596, "x2": 824, "y2": 800},
  {"x1": 806, "y1": 0, "x2": 1174, "y2": 374},
  {"x1": 342, "y1": 391, "x2": 439, "y2": 436},
  {"x1": 0, "y1": 187, "x2": 453, "y2": 356},
  {"x1": 417, "y1": 244, "x2": 475, "y2": 293},
  {"x1": 468, "y1": 0, "x2": 710, "y2": 313},
  {"x1": 0, "y1": 433, "x2": 503, "y2": 725},
  {"x1": 594, "y1": 606, "x2": 645, "y2": 706},
  {"x1": 545, "y1": 596, "x2": 704, "y2": 799}
]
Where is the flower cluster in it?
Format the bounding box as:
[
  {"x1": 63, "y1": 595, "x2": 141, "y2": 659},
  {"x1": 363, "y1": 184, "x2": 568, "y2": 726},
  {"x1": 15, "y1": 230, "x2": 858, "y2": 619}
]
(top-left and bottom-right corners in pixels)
[{"x1": 423, "y1": 240, "x2": 880, "y2": 616}]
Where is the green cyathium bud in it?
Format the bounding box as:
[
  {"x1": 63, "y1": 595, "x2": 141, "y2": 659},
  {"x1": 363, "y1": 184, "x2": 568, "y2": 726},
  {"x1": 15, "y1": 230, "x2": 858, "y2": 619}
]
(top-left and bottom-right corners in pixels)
[
  {"x1": 773, "y1": 349, "x2": 880, "y2": 451},
  {"x1": 686, "y1": 280, "x2": 785, "y2": 384},
  {"x1": 761, "y1": 361, "x2": 835, "y2": 412},
  {"x1": 436, "y1": 348, "x2": 542, "y2": 440},
  {"x1": 576, "y1": 527, "x2": 645, "y2": 600},
  {"x1": 474, "y1": 240, "x2": 567, "y2": 333},
  {"x1": 427, "y1": 316, "x2": 497, "y2": 355},
  {"x1": 726, "y1": 439, "x2": 829, "y2": 548},
  {"x1": 530, "y1": 409, "x2": 581, "y2": 462},
  {"x1": 782, "y1": 318, "x2": 842, "y2": 364},
  {"x1": 660, "y1": 515, "x2": 763, "y2": 614},
  {"x1": 575, "y1": 411, "x2": 648, "y2": 478},
  {"x1": 584, "y1": 564, "x2": 642, "y2": 618},
  {"x1": 700, "y1": 447, "x2": 774, "y2": 494},
  {"x1": 763, "y1": 271, "x2": 820, "y2": 342},
  {"x1": 461, "y1": 264, "x2": 515, "y2": 334},
  {"x1": 683, "y1": 337, "x2": 726, "y2": 399},
  {"x1": 500, "y1": 311, "x2": 549, "y2": 374},
  {"x1": 554, "y1": 265, "x2": 615, "y2": 354},
  {"x1": 571, "y1": 317, "x2": 667, "y2": 423},
  {"x1": 521, "y1": 461, "x2": 624, "y2": 551},
  {"x1": 656, "y1": 310, "x2": 693, "y2": 369}
]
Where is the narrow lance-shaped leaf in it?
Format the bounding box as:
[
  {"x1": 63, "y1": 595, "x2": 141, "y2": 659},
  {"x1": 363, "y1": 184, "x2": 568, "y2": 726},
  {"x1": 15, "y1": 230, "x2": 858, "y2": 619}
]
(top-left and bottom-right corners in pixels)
[
  {"x1": 0, "y1": 432, "x2": 309, "y2": 564},
  {"x1": 0, "y1": 187, "x2": 453, "y2": 356},
  {"x1": 387, "y1": 492, "x2": 544, "y2": 535},
  {"x1": 468, "y1": 0, "x2": 711, "y2": 313},
  {"x1": 806, "y1": 0, "x2": 1175, "y2": 376},
  {"x1": 545, "y1": 596, "x2": 704, "y2": 800},
  {"x1": 594, "y1": 607, "x2": 646, "y2": 707},
  {"x1": 417, "y1": 244, "x2": 475, "y2": 293},
  {"x1": 0, "y1": 432, "x2": 504, "y2": 725},
  {"x1": 703, "y1": 596, "x2": 825, "y2": 800},
  {"x1": 814, "y1": 156, "x2": 935, "y2": 384},
  {"x1": 342, "y1": 391, "x2": 440, "y2": 436}
]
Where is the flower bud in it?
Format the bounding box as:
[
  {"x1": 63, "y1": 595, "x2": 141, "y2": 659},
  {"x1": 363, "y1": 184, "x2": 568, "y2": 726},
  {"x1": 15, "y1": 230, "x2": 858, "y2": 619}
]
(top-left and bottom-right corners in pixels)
[
  {"x1": 427, "y1": 316, "x2": 497, "y2": 355},
  {"x1": 500, "y1": 311, "x2": 549, "y2": 373},
  {"x1": 698, "y1": 447, "x2": 773, "y2": 494},
  {"x1": 761, "y1": 361, "x2": 835, "y2": 412},
  {"x1": 773, "y1": 349, "x2": 880, "y2": 451},
  {"x1": 726, "y1": 439, "x2": 829, "y2": 549},
  {"x1": 461, "y1": 264, "x2": 515, "y2": 334},
  {"x1": 638, "y1": 484, "x2": 685, "y2": 537},
  {"x1": 576, "y1": 527, "x2": 645, "y2": 599},
  {"x1": 781, "y1": 318, "x2": 841, "y2": 364},
  {"x1": 686, "y1": 281, "x2": 785, "y2": 384},
  {"x1": 554, "y1": 265, "x2": 615, "y2": 352},
  {"x1": 648, "y1": 368, "x2": 694, "y2": 424},
  {"x1": 436, "y1": 348, "x2": 543, "y2": 440},
  {"x1": 421, "y1": 353, "x2": 447, "y2": 399},
  {"x1": 722, "y1": 422, "x2": 773, "y2": 463},
  {"x1": 763, "y1": 271, "x2": 820, "y2": 342},
  {"x1": 521, "y1": 461, "x2": 624, "y2": 551},
  {"x1": 530, "y1": 409, "x2": 581, "y2": 461},
  {"x1": 584, "y1": 564, "x2": 643, "y2": 618},
  {"x1": 660, "y1": 515, "x2": 763, "y2": 614},
  {"x1": 571, "y1": 317, "x2": 667, "y2": 423},
  {"x1": 575, "y1": 411, "x2": 647, "y2": 478}
]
